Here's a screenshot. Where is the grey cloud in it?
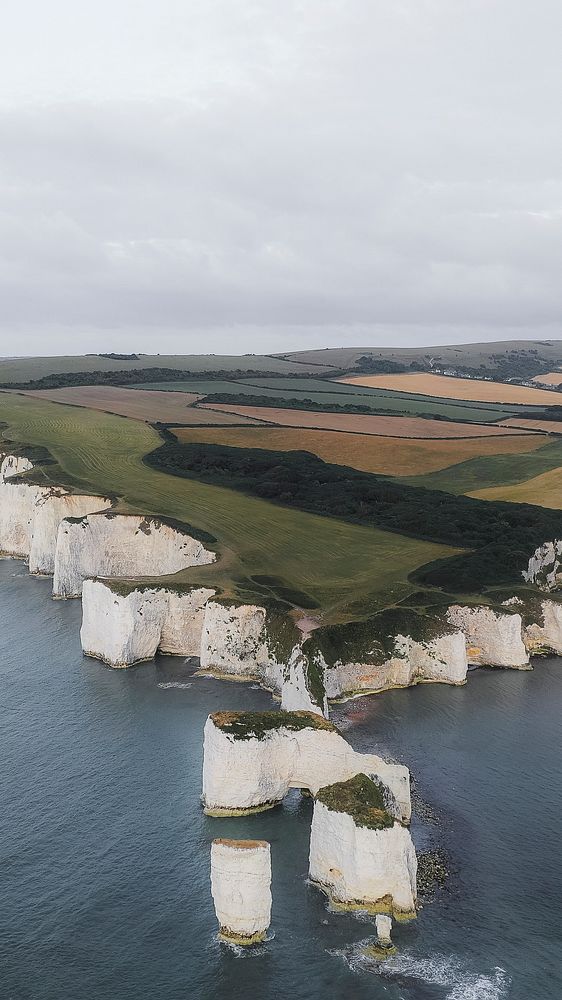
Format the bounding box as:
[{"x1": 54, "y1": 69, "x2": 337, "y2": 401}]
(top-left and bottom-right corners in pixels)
[{"x1": 0, "y1": 0, "x2": 561, "y2": 354}]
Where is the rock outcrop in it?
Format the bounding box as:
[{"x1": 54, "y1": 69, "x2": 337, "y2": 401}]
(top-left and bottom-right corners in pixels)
[
  {"x1": 202, "y1": 711, "x2": 411, "y2": 822},
  {"x1": 447, "y1": 604, "x2": 529, "y2": 668},
  {"x1": 81, "y1": 579, "x2": 215, "y2": 667},
  {"x1": 307, "y1": 609, "x2": 468, "y2": 701},
  {"x1": 308, "y1": 774, "x2": 417, "y2": 919},
  {"x1": 280, "y1": 647, "x2": 328, "y2": 717},
  {"x1": 210, "y1": 839, "x2": 272, "y2": 945},
  {"x1": 523, "y1": 540, "x2": 562, "y2": 591},
  {"x1": 53, "y1": 512, "x2": 215, "y2": 598}
]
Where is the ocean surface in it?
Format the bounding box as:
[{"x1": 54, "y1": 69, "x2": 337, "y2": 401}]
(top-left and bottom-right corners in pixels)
[{"x1": 1, "y1": 560, "x2": 561, "y2": 1000}]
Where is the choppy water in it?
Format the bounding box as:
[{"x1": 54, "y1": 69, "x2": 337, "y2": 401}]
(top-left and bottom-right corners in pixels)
[{"x1": 1, "y1": 561, "x2": 561, "y2": 999}]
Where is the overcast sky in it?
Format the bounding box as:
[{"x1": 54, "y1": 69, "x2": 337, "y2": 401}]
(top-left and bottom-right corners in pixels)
[{"x1": 1, "y1": 0, "x2": 561, "y2": 356}]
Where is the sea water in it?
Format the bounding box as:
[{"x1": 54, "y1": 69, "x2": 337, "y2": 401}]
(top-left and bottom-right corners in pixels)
[{"x1": 1, "y1": 560, "x2": 561, "y2": 999}]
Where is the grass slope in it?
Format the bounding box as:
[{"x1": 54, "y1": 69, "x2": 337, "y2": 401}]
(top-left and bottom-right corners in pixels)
[
  {"x1": 0, "y1": 393, "x2": 455, "y2": 620},
  {"x1": 0, "y1": 354, "x2": 336, "y2": 383}
]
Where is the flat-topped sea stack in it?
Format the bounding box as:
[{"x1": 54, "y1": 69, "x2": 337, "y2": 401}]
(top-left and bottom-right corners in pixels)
[
  {"x1": 202, "y1": 710, "x2": 411, "y2": 822},
  {"x1": 80, "y1": 579, "x2": 215, "y2": 667},
  {"x1": 306, "y1": 608, "x2": 468, "y2": 701},
  {"x1": 210, "y1": 839, "x2": 272, "y2": 946},
  {"x1": 308, "y1": 774, "x2": 417, "y2": 919},
  {"x1": 446, "y1": 603, "x2": 529, "y2": 668},
  {"x1": 53, "y1": 512, "x2": 215, "y2": 598}
]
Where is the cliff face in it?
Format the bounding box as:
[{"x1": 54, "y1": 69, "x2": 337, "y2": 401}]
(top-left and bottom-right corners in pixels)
[
  {"x1": 0, "y1": 479, "x2": 40, "y2": 557},
  {"x1": 199, "y1": 600, "x2": 328, "y2": 712},
  {"x1": 53, "y1": 513, "x2": 215, "y2": 598},
  {"x1": 210, "y1": 839, "x2": 272, "y2": 945},
  {"x1": 201, "y1": 712, "x2": 411, "y2": 822},
  {"x1": 447, "y1": 604, "x2": 529, "y2": 668},
  {"x1": 280, "y1": 647, "x2": 328, "y2": 717},
  {"x1": 29, "y1": 491, "x2": 111, "y2": 575},
  {"x1": 523, "y1": 540, "x2": 562, "y2": 591},
  {"x1": 0, "y1": 453, "x2": 110, "y2": 569},
  {"x1": 312, "y1": 614, "x2": 468, "y2": 701},
  {"x1": 308, "y1": 792, "x2": 417, "y2": 918},
  {"x1": 200, "y1": 601, "x2": 276, "y2": 681},
  {"x1": 522, "y1": 599, "x2": 562, "y2": 655},
  {"x1": 80, "y1": 579, "x2": 215, "y2": 667}
]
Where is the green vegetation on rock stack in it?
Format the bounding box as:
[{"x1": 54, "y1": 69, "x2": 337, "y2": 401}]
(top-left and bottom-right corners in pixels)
[
  {"x1": 211, "y1": 710, "x2": 336, "y2": 740},
  {"x1": 316, "y1": 774, "x2": 395, "y2": 830}
]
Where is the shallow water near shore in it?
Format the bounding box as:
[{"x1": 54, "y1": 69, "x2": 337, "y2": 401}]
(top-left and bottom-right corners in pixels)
[{"x1": 1, "y1": 560, "x2": 561, "y2": 1000}]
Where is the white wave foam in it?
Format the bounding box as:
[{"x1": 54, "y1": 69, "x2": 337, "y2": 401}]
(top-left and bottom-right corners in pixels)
[
  {"x1": 332, "y1": 945, "x2": 510, "y2": 998},
  {"x1": 382, "y1": 953, "x2": 509, "y2": 999},
  {"x1": 157, "y1": 681, "x2": 192, "y2": 689},
  {"x1": 446, "y1": 967, "x2": 509, "y2": 1000}
]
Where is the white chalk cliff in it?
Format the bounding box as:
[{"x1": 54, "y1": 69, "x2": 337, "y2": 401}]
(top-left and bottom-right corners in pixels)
[
  {"x1": 0, "y1": 454, "x2": 110, "y2": 567},
  {"x1": 521, "y1": 598, "x2": 562, "y2": 655},
  {"x1": 199, "y1": 601, "x2": 283, "y2": 687},
  {"x1": 447, "y1": 604, "x2": 529, "y2": 668},
  {"x1": 81, "y1": 579, "x2": 215, "y2": 667},
  {"x1": 210, "y1": 839, "x2": 272, "y2": 944},
  {"x1": 308, "y1": 774, "x2": 417, "y2": 918},
  {"x1": 280, "y1": 647, "x2": 329, "y2": 717},
  {"x1": 202, "y1": 711, "x2": 411, "y2": 822},
  {"x1": 53, "y1": 512, "x2": 215, "y2": 598},
  {"x1": 309, "y1": 612, "x2": 468, "y2": 701}
]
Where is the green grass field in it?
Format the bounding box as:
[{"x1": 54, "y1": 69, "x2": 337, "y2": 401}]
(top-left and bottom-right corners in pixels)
[
  {"x1": 0, "y1": 393, "x2": 459, "y2": 621},
  {"x1": 402, "y1": 436, "x2": 562, "y2": 495}
]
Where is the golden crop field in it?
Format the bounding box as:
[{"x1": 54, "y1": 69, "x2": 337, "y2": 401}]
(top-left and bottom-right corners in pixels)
[
  {"x1": 198, "y1": 404, "x2": 535, "y2": 439},
  {"x1": 531, "y1": 371, "x2": 562, "y2": 385},
  {"x1": 19, "y1": 386, "x2": 261, "y2": 425},
  {"x1": 470, "y1": 466, "x2": 562, "y2": 509},
  {"x1": 339, "y1": 373, "x2": 562, "y2": 406},
  {"x1": 172, "y1": 424, "x2": 548, "y2": 476}
]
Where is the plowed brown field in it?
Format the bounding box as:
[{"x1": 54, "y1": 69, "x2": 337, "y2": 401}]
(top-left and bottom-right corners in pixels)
[
  {"x1": 172, "y1": 425, "x2": 548, "y2": 475},
  {"x1": 198, "y1": 403, "x2": 538, "y2": 439},
  {"x1": 20, "y1": 387, "x2": 261, "y2": 425},
  {"x1": 338, "y1": 373, "x2": 562, "y2": 406}
]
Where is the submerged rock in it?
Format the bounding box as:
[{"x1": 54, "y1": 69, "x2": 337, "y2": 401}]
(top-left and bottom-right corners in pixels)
[{"x1": 210, "y1": 838, "x2": 272, "y2": 945}]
